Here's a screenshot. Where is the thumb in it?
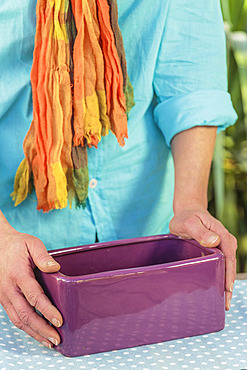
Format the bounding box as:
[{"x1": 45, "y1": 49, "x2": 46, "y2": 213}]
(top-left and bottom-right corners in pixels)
[
  {"x1": 27, "y1": 237, "x2": 60, "y2": 273},
  {"x1": 199, "y1": 231, "x2": 221, "y2": 248}
]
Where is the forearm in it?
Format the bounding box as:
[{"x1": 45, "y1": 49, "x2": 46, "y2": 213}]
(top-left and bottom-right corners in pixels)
[{"x1": 171, "y1": 126, "x2": 217, "y2": 213}]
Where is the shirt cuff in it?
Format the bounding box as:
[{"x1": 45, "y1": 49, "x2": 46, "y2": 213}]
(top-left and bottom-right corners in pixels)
[{"x1": 153, "y1": 90, "x2": 238, "y2": 147}]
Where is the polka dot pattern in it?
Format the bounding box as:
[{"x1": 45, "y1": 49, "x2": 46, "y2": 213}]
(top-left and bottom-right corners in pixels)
[{"x1": 0, "y1": 281, "x2": 246, "y2": 370}]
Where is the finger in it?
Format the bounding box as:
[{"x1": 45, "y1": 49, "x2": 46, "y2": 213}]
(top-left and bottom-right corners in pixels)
[
  {"x1": 26, "y1": 237, "x2": 60, "y2": 273},
  {"x1": 220, "y1": 235, "x2": 237, "y2": 310},
  {"x1": 207, "y1": 229, "x2": 237, "y2": 290},
  {"x1": 15, "y1": 271, "x2": 63, "y2": 329},
  {"x1": 203, "y1": 228, "x2": 237, "y2": 310},
  {"x1": 200, "y1": 227, "x2": 236, "y2": 310},
  {"x1": 1, "y1": 298, "x2": 54, "y2": 348},
  {"x1": 225, "y1": 291, "x2": 233, "y2": 311},
  {"x1": 224, "y1": 248, "x2": 237, "y2": 292},
  {"x1": 8, "y1": 288, "x2": 61, "y2": 346}
]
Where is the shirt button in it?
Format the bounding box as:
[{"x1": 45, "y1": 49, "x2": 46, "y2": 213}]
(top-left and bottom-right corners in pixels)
[{"x1": 89, "y1": 179, "x2": 98, "y2": 189}]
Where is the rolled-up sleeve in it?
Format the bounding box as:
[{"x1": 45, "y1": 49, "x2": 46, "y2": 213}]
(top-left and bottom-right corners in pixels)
[{"x1": 153, "y1": 0, "x2": 237, "y2": 147}]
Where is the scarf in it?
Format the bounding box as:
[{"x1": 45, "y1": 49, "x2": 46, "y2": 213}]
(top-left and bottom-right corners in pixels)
[{"x1": 11, "y1": 0, "x2": 134, "y2": 212}]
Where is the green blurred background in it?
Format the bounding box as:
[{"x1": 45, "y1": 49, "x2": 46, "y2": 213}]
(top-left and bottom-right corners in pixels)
[{"x1": 209, "y1": 0, "x2": 247, "y2": 272}]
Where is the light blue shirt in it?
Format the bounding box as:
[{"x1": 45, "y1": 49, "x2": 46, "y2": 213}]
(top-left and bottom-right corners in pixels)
[{"x1": 0, "y1": 0, "x2": 237, "y2": 250}]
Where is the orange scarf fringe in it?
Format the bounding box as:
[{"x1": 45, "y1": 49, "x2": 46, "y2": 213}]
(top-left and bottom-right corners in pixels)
[{"x1": 11, "y1": 0, "x2": 134, "y2": 212}]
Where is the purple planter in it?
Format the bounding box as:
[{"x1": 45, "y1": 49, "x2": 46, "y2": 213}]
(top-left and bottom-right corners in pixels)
[{"x1": 34, "y1": 234, "x2": 225, "y2": 357}]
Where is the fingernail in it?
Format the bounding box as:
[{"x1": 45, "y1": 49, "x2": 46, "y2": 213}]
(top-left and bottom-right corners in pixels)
[
  {"x1": 47, "y1": 261, "x2": 59, "y2": 267},
  {"x1": 207, "y1": 235, "x2": 219, "y2": 245},
  {"x1": 227, "y1": 300, "x2": 231, "y2": 310},
  {"x1": 48, "y1": 337, "x2": 59, "y2": 346},
  {"x1": 42, "y1": 341, "x2": 52, "y2": 349},
  {"x1": 51, "y1": 318, "x2": 61, "y2": 327},
  {"x1": 230, "y1": 282, "x2": 234, "y2": 293}
]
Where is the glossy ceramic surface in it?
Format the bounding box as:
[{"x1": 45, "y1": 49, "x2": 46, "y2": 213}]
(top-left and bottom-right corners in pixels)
[{"x1": 34, "y1": 234, "x2": 225, "y2": 357}]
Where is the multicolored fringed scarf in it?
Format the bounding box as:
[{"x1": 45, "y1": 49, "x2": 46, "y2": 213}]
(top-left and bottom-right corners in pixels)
[{"x1": 11, "y1": 0, "x2": 134, "y2": 212}]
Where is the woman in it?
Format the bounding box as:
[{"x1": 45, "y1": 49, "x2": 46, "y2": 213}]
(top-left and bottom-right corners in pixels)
[{"x1": 0, "y1": 0, "x2": 237, "y2": 349}]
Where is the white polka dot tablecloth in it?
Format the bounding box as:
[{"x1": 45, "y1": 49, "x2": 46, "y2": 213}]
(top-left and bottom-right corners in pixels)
[{"x1": 0, "y1": 280, "x2": 246, "y2": 370}]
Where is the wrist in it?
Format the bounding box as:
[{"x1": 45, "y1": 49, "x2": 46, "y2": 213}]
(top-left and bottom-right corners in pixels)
[{"x1": 173, "y1": 196, "x2": 208, "y2": 215}]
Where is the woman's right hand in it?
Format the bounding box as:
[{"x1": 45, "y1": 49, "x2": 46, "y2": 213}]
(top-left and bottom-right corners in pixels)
[{"x1": 0, "y1": 211, "x2": 63, "y2": 348}]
